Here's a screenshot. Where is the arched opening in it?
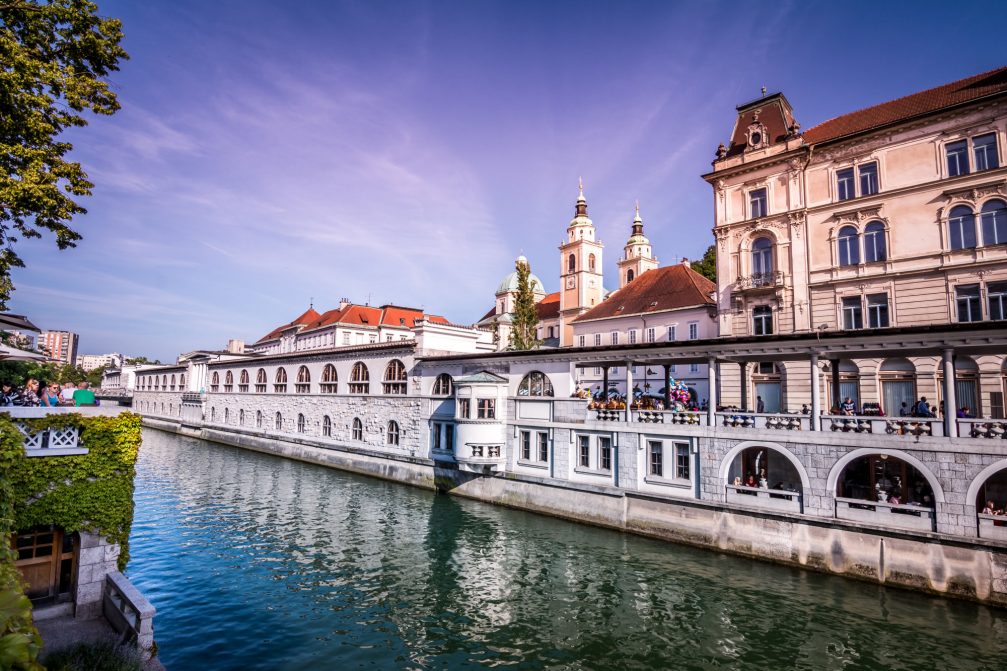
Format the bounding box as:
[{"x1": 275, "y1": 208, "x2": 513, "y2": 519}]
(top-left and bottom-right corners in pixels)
[
  {"x1": 239, "y1": 409, "x2": 245, "y2": 426},
  {"x1": 834, "y1": 451, "x2": 937, "y2": 530},
  {"x1": 980, "y1": 198, "x2": 1007, "y2": 246},
  {"x1": 274, "y1": 412, "x2": 283, "y2": 431},
  {"x1": 970, "y1": 462, "x2": 1007, "y2": 539},
  {"x1": 350, "y1": 362, "x2": 370, "y2": 394},
  {"x1": 837, "y1": 225, "x2": 860, "y2": 266},
  {"x1": 723, "y1": 443, "x2": 806, "y2": 512},
  {"x1": 949, "y1": 204, "x2": 977, "y2": 250},
  {"x1": 170, "y1": 374, "x2": 176, "y2": 391},
  {"x1": 224, "y1": 371, "x2": 233, "y2": 392},
  {"x1": 13, "y1": 525, "x2": 78, "y2": 604},
  {"x1": 255, "y1": 369, "x2": 267, "y2": 393},
  {"x1": 210, "y1": 372, "x2": 219, "y2": 392},
  {"x1": 239, "y1": 369, "x2": 249, "y2": 392},
  {"x1": 256, "y1": 410, "x2": 263, "y2": 428},
  {"x1": 297, "y1": 413, "x2": 306, "y2": 433},
  {"x1": 568, "y1": 253, "x2": 576, "y2": 273},
  {"x1": 588, "y1": 253, "x2": 596, "y2": 272},
  {"x1": 274, "y1": 368, "x2": 288, "y2": 393},
  {"x1": 864, "y1": 221, "x2": 887, "y2": 262},
  {"x1": 322, "y1": 415, "x2": 332, "y2": 437},
  {"x1": 387, "y1": 420, "x2": 400, "y2": 446},
  {"x1": 352, "y1": 417, "x2": 363, "y2": 441},
  {"x1": 295, "y1": 366, "x2": 311, "y2": 393},
  {"x1": 179, "y1": 374, "x2": 186, "y2": 389},
  {"x1": 432, "y1": 373, "x2": 453, "y2": 396},
  {"x1": 321, "y1": 364, "x2": 338, "y2": 393},
  {"x1": 383, "y1": 360, "x2": 407, "y2": 394},
  {"x1": 224, "y1": 408, "x2": 229, "y2": 424},
  {"x1": 751, "y1": 236, "x2": 773, "y2": 276},
  {"x1": 627, "y1": 268, "x2": 635, "y2": 283},
  {"x1": 518, "y1": 371, "x2": 554, "y2": 397},
  {"x1": 879, "y1": 358, "x2": 918, "y2": 418}
]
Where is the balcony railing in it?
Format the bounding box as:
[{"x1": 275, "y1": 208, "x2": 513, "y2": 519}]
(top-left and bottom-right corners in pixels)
[
  {"x1": 735, "y1": 271, "x2": 785, "y2": 291},
  {"x1": 1, "y1": 407, "x2": 126, "y2": 456},
  {"x1": 959, "y1": 419, "x2": 1007, "y2": 440},
  {"x1": 716, "y1": 412, "x2": 809, "y2": 431},
  {"x1": 631, "y1": 410, "x2": 705, "y2": 425},
  {"x1": 977, "y1": 513, "x2": 1007, "y2": 541},
  {"x1": 834, "y1": 496, "x2": 935, "y2": 531},
  {"x1": 824, "y1": 415, "x2": 945, "y2": 437},
  {"x1": 726, "y1": 485, "x2": 802, "y2": 513},
  {"x1": 103, "y1": 570, "x2": 156, "y2": 656}
]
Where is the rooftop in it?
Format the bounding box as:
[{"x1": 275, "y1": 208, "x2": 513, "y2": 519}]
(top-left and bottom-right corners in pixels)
[{"x1": 573, "y1": 264, "x2": 715, "y2": 323}]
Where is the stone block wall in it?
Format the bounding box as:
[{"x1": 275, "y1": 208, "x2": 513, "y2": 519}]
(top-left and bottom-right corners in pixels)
[{"x1": 74, "y1": 531, "x2": 119, "y2": 620}]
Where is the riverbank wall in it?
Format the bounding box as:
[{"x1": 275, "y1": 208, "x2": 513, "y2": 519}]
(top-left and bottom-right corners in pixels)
[{"x1": 142, "y1": 417, "x2": 1007, "y2": 607}]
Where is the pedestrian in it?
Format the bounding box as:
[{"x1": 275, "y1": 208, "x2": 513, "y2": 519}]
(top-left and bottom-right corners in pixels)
[
  {"x1": 20, "y1": 379, "x2": 41, "y2": 406},
  {"x1": 72, "y1": 381, "x2": 96, "y2": 407},
  {"x1": 1, "y1": 381, "x2": 22, "y2": 406},
  {"x1": 41, "y1": 382, "x2": 61, "y2": 407},
  {"x1": 899, "y1": 401, "x2": 909, "y2": 417},
  {"x1": 60, "y1": 382, "x2": 76, "y2": 405},
  {"x1": 757, "y1": 395, "x2": 765, "y2": 413},
  {"x1": 914, "y1": 396, "x2": 929, "y2": 417}
]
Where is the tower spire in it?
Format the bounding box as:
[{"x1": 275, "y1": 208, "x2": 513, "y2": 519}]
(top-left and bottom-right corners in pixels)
[
  {"x1": 632, "y1": 201, "x2": 643, "y2": 235},
  {"x1": 575, "y1": 178, "x2": 588, "y2": 216}
]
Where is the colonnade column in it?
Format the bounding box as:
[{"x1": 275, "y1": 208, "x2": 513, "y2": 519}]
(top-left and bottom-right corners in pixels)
[
  {"x1": 739, "y1": 362, "x2": 748, "y2": 410},
  {"x1": 663, "y1": 365, "x2": 671, "y2": 408},
  {"x1": 602, "y1": 366, "x2": 609, "y2": 396},
  {"x1": 625, "y1": 362, "x2": 633, "y2": 422},
  {"x1": 810, "y1": 353, "x2": 820, "y2": 431},
  {"x1": 942, "y1": 348, "x2": 958, "y2": 438},
  {"x1": 829, "y1": 358, "x2": 841, "y2": 414},
  {"x1": 707, "y1": 358, "x2": 717, "y2": 426}
]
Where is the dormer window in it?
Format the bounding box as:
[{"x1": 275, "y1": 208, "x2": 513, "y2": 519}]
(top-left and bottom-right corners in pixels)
[{"x1": 746, "y1": 114, "x2": 768, "y2": 150}]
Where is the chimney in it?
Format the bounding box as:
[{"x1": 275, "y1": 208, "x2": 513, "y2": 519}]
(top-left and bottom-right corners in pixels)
[
  {"x1": 681, "y1": 257, "x2": 690, "y2": 265},
  {"x1": 227, "y1": 339, "x2": 245, "y2": 354},
  {"x1": 339, "y1": 297, "x2": 351, "y2": 310}
]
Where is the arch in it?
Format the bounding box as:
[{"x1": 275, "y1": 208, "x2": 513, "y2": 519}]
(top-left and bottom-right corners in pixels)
[
  {"x1": 864, "y1": 220, "x2": 887, "y2": 262},
  {"x1": 274, "y1": 412, "x2": 283, "y2": 431},
  {"x1": 239, "y1": 369, "x2": 249, "y2": 391},
  {"x1": 718, "y1": 441, "x2": 812, "y2": 494},
  {"x1": 383, "y1": 359, "x2": 408, "y2": 394},
  {"x1": 880, "y1": 357, "x2": 915, "y2": 373},
  {"x1": 210, "y1": 371, "x2": 220, "y2": 392},
  {"x1": 224, "y1": 408, "x2": 229, "y2": 424},
  {"x1": 322, "y1": 415, "x2": 332, "y2": 437},
  {"x1": 295, "y1": 365, "x2": 311, "y2": 393},
  {"x1": 274, "y1": 367, "x2": 287, "y2": 393},
  {"x1": 350, "y1": 362, "x2": 370, "y2": 394},
  {"x1": 352, "y1": 417, "x2": 363, "y2": 441},
  {"x1": 210, "y1": 407, "x2": 216, "y2": 422},
  {"x1": 432, "y1": 373, "x2": 453, "y2": 396},
  {"x1": 826, "y1": 448, "x2": 946, "y2": 503},
  {"x1": 387, "y1": 420, "x2": 400, "y2": 445},
  {"x1": 256, "y1": 368, "x2": 267, "y2": 392},
  {"x1": 224, "y1": 371, "x2": 233, "y2": 391},
  {"x1": 981, "y1": 198, "x2": 1007, "y2": 246},
  {"x1": 751, "y1": 236, "x2": 773, "y2": 276},
  {"x1": 239, "y1": 409, "x2": 245, "y2": 426},
  {"x1": 568, "y1": 253, "x2": 576, "y2": 273},
  {"x1": 296, "y1": 413, "x2": 306, "y2": 433},
  {"x1": 170, "y1": 374, "x2": 176, "y2": 390},
  {"x1": 837, "y1": 225, "x2": 860, "y2": 266},
  {"x1": 321, "y1": 364, "x2": 338, "y2": 393},
  {"x1": 966, "y1": 459, "x2": 1007, "y2": 510},
  {"x1": 627, "y1": 268, "x2": 635, "y2": 283},
  {"x1": 517, "y1": 371, "x2": 554, "y2": 397},
  {"x1": 948, "y1": 204, "x2": 977, "y2": 250},
  {"x1": 161, "y1": 375, "x2": 167, "y2": 389},
  {"x1": 256, "y1": 410, "x2": 263, "y2": 428},
  {"x1": 179, "y1": 374, "x2": 185, "y2": 389},
  {"x1": 588, "y1": 253, "x2": 596, "y2": 272}
]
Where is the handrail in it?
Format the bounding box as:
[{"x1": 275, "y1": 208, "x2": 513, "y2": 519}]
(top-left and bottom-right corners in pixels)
[{"x1": 103, "y1": 571, "x2": 156, "y2": 657}]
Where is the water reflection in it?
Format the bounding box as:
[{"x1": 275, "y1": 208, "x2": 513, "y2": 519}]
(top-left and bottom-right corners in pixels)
[{"x1": 128, "y1": 430, "x2": 1007, "y2": 670}]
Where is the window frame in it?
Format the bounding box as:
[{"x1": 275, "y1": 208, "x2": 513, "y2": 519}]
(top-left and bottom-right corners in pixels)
[
  {"x1": 749, "y1": 187, "x2": 768, "y2": 219},
  {"x1": 752, "y1": 305, "x2": 773, "y2": 336},
  {"x1": 837, "y1": 225, "x2": 860, "y2": 267},
  {"x1": 477, "y1": 398, "x2": 496, "y2": 420},
  {"x1": 867, "y1": 293, "x2": 890, "y2": 328},
  {"x1": 956, "y1": 284, "x2": 983, "y2": 323},
  {"x1": 842, "y1": 296, "x2": 863, "y2": 330}
]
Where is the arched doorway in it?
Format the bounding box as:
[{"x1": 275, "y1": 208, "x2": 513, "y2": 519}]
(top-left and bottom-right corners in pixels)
[
  {"x1": 879, "y1": 358, "x2": 916, "y2": 417},
  {"x1": 722, "y1": 442, "x2": 807, "y2": 513},
  {"x1": 832, "y1": 450, "x2": 937, "y2": 530},
  {"x1": 13, "y1": 525, "x2": 78, "y2": 604},
  {"x1": 970, "y1": 463, "x2": 1007, "y2": 540}
]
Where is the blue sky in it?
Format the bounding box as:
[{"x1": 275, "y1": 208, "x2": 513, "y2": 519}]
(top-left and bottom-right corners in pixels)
[{"x1": 10, "y1": 0, "x2": 1007, "y2": 361}]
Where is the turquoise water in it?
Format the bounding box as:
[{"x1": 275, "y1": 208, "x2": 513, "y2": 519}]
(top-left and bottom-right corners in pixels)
[{"x1": 127, "y1": 430, "x2": 1007, "y2": 670}]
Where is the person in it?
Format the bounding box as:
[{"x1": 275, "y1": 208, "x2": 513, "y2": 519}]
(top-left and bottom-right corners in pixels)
[
  {"x1": 72, "y1": 381, "x2": 96, "y2": 407},
  {"x1": 41, "y1": 382, "x2": 61, "y2": 408},
  {"x1": 841, "y1": 397, "x2": 856, "y2": 415},
  {"x1": 801, "y1": 404, "x2": 810, "y2": 415},
  {"x1": 914, "y1": 396, "x2": 929, "y2": 417},
  {"x1": 899, "y1": 401, "x2": 909, "y2": 417},
  {"x1": 60, "y1": 382, "x2": 76, "y2": 405},
  {"x1": 1, "y1": 381, "x2": 22, "y2": 406},
  {"x1": 756, "y1": 396, "x2": 765, "y2": 413},
  {"x1": 745, "y1": 474, "x2": 756, "y2": 487},
  {"x1": 982, "y1": 500, "x2": 996, "y2": 515},
  {"x1": 733, "y1": 476, "x2": 742, "y2": 487},
  {"x1": 20, "y1": 379, "x2": 41, "y2": 407},
  {"x1": 888, "y1": 492, "x2": 901, "y2": 505}
]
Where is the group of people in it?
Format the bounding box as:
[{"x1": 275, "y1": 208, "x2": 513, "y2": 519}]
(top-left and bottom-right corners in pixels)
[
  {"x1": 0, "y1": 379, "x2": 96, "y2": 407},
  {"x1": 981, "y1": 500, "x2": 1006, "y2": 516}
]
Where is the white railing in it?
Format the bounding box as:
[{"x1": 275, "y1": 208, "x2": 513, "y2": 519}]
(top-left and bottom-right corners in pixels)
[
  {"x1": 630, "y1": 410, "x2": 706, "y2": 426},
  {"x1": 959, "y1": 419, "x2": 1007, "y2": 440},
  {"x1": 834, "y1": 496, "x2": 935, "y2": 531},
  {"x1": 725, "y1": 485, "x2": 802, "y2": 513},
  {"x1": 593, "y1": 408, "x2": 625, "y2": 422},
  {"x1": 824, "y1": 415, "x2": 945, "y2": 437},
  {"x1": 977, "y1": 513, "x2": 1007, "y2": 541},
  {"x1": 103, "y1": 571, "x2": 156, "y2": 657},
  {"x1": 716, "y1": 412, "x2": 810, "y2": 431}
]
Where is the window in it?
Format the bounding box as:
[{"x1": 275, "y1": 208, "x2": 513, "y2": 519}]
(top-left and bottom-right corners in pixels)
[
  {"x1": 578, "y1": 436, "x2": 590, "y2": 468},
  {"x1": 322, "y1": 415, "x2": 331, "y2": 437},
  {"x1": 568, "y1": 253, "x2": 576, "y2": 272},
  {"x1": 689, "y1": 363, "x2": 699, "y2": 373},
  {"x1": 981, "y1": 199, "x2": 1007, "y2": 246},
  {"x1": 321, "y1": 364, "x2": 338, "y2": 393},
  {"x1": 383, "y1": 359, "x2": 407, "y2": 394},
  {"x1": 180, "y1": 374, "x2": 185, "y2": 389},
  {"x1": 537, "y1": 433, "x2": 548, "y2": 462},
  {"x1": 949, "y1": 205, "x2": 977, "y2": 250},
  {"x1": 342, "y1": 333, "x2": 351, "y2": 345},
  {"x1": 867, "y1": 293, "x2": 890, "y2": 328},
  {"x1": 675, "y1": 443, "x2": 690, "y2": 479},
  {"x1": 223, "y1": 371, "x2": 233, "y2": 392},
  {"x1": 578, "y1": 335, "x2": 586, "y2": 347},
  {"x1": 517, "y1": 371, "x2": 554, "y2": 397},
  {"x1": 610, "y1": 331, "x2": 619, "y2": 345},
  {"x1": 599, "y1": 437, "x2": 612, "y2": 472},
  {"x1": 627, "y1": 269, "x2": 635, "y2": 283},
  {"x1": 445, "y1": 425, "x2": 454, "y2": 453},
  {"x1": 628, "y1": 329, "x2": 637, "y2": 344},
  {"x1": 349, "y1": 362, "x2": 370, "y2": 394},
  {"x1": 297, "y1": 413, "x2": 306, "y2": 433},
  {"x1": 588, "y1": 254, "x2": 596, "y2": 272},
  {"x1": 751, "y1": 237, "x2": 773, "y2": 276},
  {"x1": 274, "y1": 412, "x2": 283, "y2": 431},
  {"x1": 646, "y1": 328, "x2": 655, "y2": 343},
  {"x1": 947, "y1": 139, "x2": 969, "y2": 177},
  {"x1": 239, "y1": 369, "x2": 249, "y2": 392},
  {"x1": 352, "y1": 418, "x2": 363, "y2": 441},
  {"x1": 649, "y1": 441, "x2": 663, "y2": 476},
  {"x1": 989, "y1": 282, "x2": 1007, "y2": 321},
  {"x1": 864, "y1": 221, "x2": 887, "y2": 263},
  {"x1": 594, "y1": 333, "x2": 602, "y2": 346},
  {"x1": 224, "y1": 408, "x2": 229, "y2": 424},
  {"x1": 255, "y1": 369, "x2": 266, "y2": 393},
  {"x1": 837, "y1": 226, "x2": 860, "y2": 266},
  {"x1": 459, "y1": 398, "x2": 470, "y2": 418},
  {"x1": 753, "y1": 306, "x2": 773, "y2": 335},
  {"x1": 210, "y1": 372, "x2": 219, "y2": 392},
  {"x1": 210, "y1": 407, "x2": 216, "y2": 422},
  {"x1": 520, "y1": 431, "x2": 531, "y2": 460},
  {"x1": 274, "y1": 367, "x2": 287, "y2": 393},
  {"x1": 836, "y1": 168, "x2": 855, "y2": 201},
  {"x1": 295, "y1": 366, "x2": 310, "y2": 393},
  {"x1": 858, "y1": 162, "x2": 878, "y2": 196},
  {"x1": 256, "y1": 410, "x2": 263, "y2": 428},
  {"x1": 387, "y1": 421, "x2": 400, "y2": 446},
  {"x1": 688, "y1": 322, "x2": 698, "y2": 340},
  {"x1": 749, "y1": 188, "x2": 768, "y2": 218},
  {"x1": 956, "y1": 284, "x2": 982, "y2": 322},
  {"x1": 477, "y1": 398, "x2": 496, "y2": 419},
  {"x1": 842, "y1": 296, "x2": 863, "y2": 330},
  {"x1": 239, "y1": 409, "x2": 244, "y2": 426},
  {"x1": 667, "y1": 325, "x2": 676, "y2": 342},
  {"x1": 170, "y1": 375, "x2": 176, "y2": 391},
  {"x1": 432, "y1": 373, "x2": 453, "y2": 396},
  {"x1": 973, "y1": 133, "x2": 999, "y2": 172}
]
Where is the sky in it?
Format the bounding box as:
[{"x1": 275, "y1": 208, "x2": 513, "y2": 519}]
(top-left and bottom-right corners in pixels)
[{"x1": 9, "y1": 0, "x2": 1007, "y2": 361}]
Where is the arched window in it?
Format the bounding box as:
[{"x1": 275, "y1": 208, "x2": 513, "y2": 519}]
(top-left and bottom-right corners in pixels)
[
  {"x1": 161, "y1": 375, "x2": 167, "y2": 389},
  {"x1": 568, "y1": 253, "x2": 576, "y2": 273},
  {"x1": 518, "y1": 371, "x2": 554, "y2": 397},
  {"x1": 297, "y1": 413, "x2": 306, "y2": 433},
  {"x1": 210, "y1": 372, "x2": 220, "y2": 392},
  {"x1": 837, "y1": 225, "x2": 860, "y2": 266},
  {"x1": 274, "y1": 367, "x2": 287, "y2": 393},
  {"x1": 179, "y1": 374, "x2": 185, "y2": 389},
  {"x1": 256, "y1": 410, "x2": 263, "y2": 428},
  {"x1": 432, "y1": 373, "x2": 453, "y2": 396},
  {"x1": 224, "y1": 408, "x2": 229, "y2": 424},
  {"x1": 751, "y1": 237, "x2": 773, "y2": 276},
  {"x1": 864, "y1": 221, "x2": 887, "y2": 263},
  {"x1": 274, "y1": 412, "x2": 283, "y2": 431},
  {"x1": 239, "y1": 369, "x2": 249, "y2": 392},
  {"x1": 949, "y1": 205, "x2": 977, "y2": 250},
  {"x1": 352, "y1": 417, "x2": 363, "y2": 441},
  {"x1": 210, "y1": 407, "x2": 216, "y2": 422},
  {"x1": 170, "y1": 374, "x2": 176, "y2": 391},
  {"x1": 224, "y1": 371, "x2": 233, "y2": 392},
  {"x1": 169, "y1": 403, "x2": 173, "y2": 415},
  {"x1": 627, "y1": 269, "x2": 635, "y2": 283},
  {"x1": 322, "y1": 415, "x2": 332, "y2": 437},
  {"x1": 320, "y1": 364, "x2": 338, "y2": 393},
  {"x1": 350, "y1": 362, "x2": 370, "y2": 394},
  {"x1": 387, "y1": 420, "x2": 400, "y2": 446},
  {"x1": 383, "y1": 359, "x2": 407, "y2": 394},
  {"x1": 239, "y1": 409, "x2": 245, "y2": 426},
  {"x1": 295, "y1": 366, "x2": 311, "y2": 393},
  {"x1": 588, "y1": 253, "x2": 596, "y2": 272},
  {"x1": 981, "y1": 199, "x2": 1007, "y2": 246},
  {"x1": 255, "y1": 369, "x2": 266, "y2": 393}
]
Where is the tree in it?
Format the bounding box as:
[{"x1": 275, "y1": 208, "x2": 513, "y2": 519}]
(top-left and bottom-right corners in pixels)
[
  {"x1": 85, "y1": 362, "x2": 107, "y2": 387},
  {"x1": 0, "y1": 0, "x2": 128, "y2": 309},
  {"x1": 691, "y1": 244, "x2": 716, "y2": 283},
  {"x1": 508, "y1": 258, "x2": 540, "y2": 351},
  {"x1": 125, "y1": 356, "x2": 160, "y2": 365}
]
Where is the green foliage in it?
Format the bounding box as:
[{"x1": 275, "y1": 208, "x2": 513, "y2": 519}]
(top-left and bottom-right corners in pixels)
[
  {"x1": 0, "y1": 0, "x2": 129, "y2": 310},
  {"x1": 42, "y1": 636, "x2": 141, "y2": 671},
  {"x1": 690, "y1": 244, "x2": 717, "y2": 283},
  {"x1": 0, "y1": 360, "x2": 84, "y2": 386},
  {"x1": 508, "y1": 259, "x2": 540, "y2": 351},
  {"x1": 86, "y1": 364, "x2": 107, "y2": 388},
  {"x1": 123, "y1": 357, "x2": 159, "y2": 366}
]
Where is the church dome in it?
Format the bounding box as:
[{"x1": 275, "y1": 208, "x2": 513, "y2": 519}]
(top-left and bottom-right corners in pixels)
[{"x1": 496, "y1": 262, "x2": 545, "y2": 295}]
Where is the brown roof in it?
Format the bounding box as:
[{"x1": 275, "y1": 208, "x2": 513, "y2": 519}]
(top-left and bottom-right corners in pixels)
[
  {"x1": 572, "y1": 264, "x2": 715, "y2": 323},
  {"x1": 256, "y1": 306, "x2": 321, "y2": 342},
  {"x1": 803, "y1": 66, "x2": 1007, "y2": 145},
  {"x1": 536, "y1": 292, "x2": 560, "y2": 321},
  {"x1": 256, "y1": 304, "x2": 449, "y2": 344}
]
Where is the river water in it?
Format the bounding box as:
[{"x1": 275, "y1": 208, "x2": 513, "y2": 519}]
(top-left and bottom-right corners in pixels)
[{"x1": 127, "y1": 430, "x2": 1007, "y2": 670}]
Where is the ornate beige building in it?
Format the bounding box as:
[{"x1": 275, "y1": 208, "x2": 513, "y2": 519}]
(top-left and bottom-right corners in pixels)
[{"x1": 705, "y1": 67, "x2": 1007, "y2": 416}]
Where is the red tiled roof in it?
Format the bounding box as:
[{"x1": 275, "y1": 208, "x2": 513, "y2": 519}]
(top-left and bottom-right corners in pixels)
[
  {"x1": 803, "y1": 66, "x2": 1007, "y2": 145},
  {"x1": 255, "y1": 304, "x2": 449, "y2": 344},
  {"x1": 572, "y1": 264, "x2": 715, "y2": 323},
  {"x1": 536, "y1": 292, "x2": 560, "y2": 321},
  {"x1": 256, "y1": 306, "x2": 321, "y2": 342}
]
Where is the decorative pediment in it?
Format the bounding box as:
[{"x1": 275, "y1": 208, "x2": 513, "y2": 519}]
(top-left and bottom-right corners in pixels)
[
  {"x1": 832, "y1": 205, "x2": 883, "y2": 225},
  {"x1": 942, "y1": 179, "x2": 1006, "y2": 205},
  {"x1": 745, "y1": 112, "x2": 769, "y2": 151}
]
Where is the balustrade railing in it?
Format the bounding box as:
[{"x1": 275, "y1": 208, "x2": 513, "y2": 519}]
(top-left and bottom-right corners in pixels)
[
  {"x1": 834, "y1": 496, "x2": 935, "y2": 531},
  {"x1": 735, "y1": 271, "x2": 785, "y2": 290},
  {"x1": 959, "y1": 419, "x2": 1007, "y2": 440},
  {"x1": 977, "y1": 513, "x2": 1007, "y2": 541},
  {"x1": 725, "y1": 484, "x2": 802, "y2": 513},
  {"x1": 823, "y1": 415, "x2": 944, "y2": 437},
  {"x1": 716, "y1": 412, "x2": 809, "y2": 431},
  {"x1": 594, "y1": 409, "x2": 625, "y2": 422},
  {"x1": 103, "y1": 571, "x2": 156, "y2": 656}
]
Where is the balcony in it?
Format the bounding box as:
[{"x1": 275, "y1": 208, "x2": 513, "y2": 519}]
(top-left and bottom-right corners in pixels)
[
  {"x1": 716, "y1": 412, "x2": 810, "y2": 431},
  {"x1": 959, "y1": 419, "x2": 1007, "y2": 440},
  {"x1": 734, "y1": 271, "x2": 785, "y2": 292},
  {"x1": 726, "y1": 484, "x2": 802, "y2": 513},
  {"x1": 2, "y1": 406, "x2": 125, "y2": 456},
  {"x1": 977, "y1": 514, "x2": 1007, "y2": 541},
  {"x1": 834, "y1": 497, "x2": 935, "y2": 531}
]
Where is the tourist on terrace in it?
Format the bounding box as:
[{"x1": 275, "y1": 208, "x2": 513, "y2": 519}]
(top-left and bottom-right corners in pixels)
[
  {"x1": 801, "y1": 404, "x2": 810, "y2": 415},
  {"x1": 21, "y1": 379, "x2": 40, "y2": 406},
  {"x1": 0, "y1": 381, "x2": 22, "y2": 406},
  {"x1": 60, "y1": 382, "x2": 76, "y2": 405},
  {"x1": 72, "y1": 381, "x2": 96, "y2": 407},
  {"x1": 888, "y1": 492, "x2": 901, "y2": 505},
  {"x1": 841, "y1": 397, "x2": 856, "y2": 415},
  {"x1": 899, "y1": 401, "x2": 909, "y2": 417},
  {"x1": 982, "y1": 500, "x2": 996, "y2": 515},
  {"x1": 756, "y1": 396, "x2": 765, "y2": 413},
  {"x1": 914, "y1": 397, "x2": 929, "y2": 417},
  {"x1": 41, "y1": 382, "x2": 61, "y2": 407},
  {"x1": 745, "y1": 474, "x2": 756, "y2": 487}
]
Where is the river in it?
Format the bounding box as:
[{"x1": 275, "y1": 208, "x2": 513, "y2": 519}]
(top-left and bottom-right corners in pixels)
[{"x1": 126, "y1": 429, "x2": 1007, "y2": 670}]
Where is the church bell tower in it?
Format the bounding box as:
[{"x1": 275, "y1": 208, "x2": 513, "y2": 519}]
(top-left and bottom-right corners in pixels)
[
  {"x1": 558, "y1": 179, "x2": 605, "y2": 346},
  {"x1": 617, "y1": 202, "x2": 658, "y2": 289}
]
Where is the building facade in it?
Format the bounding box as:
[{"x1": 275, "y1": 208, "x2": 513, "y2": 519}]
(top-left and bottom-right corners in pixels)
[
  {"x1": 40, "y1": 330, "x2": 79, "y2": 366},
  {"x1": 79, "y1": 352, "x2": 123, "y2": 372}
]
